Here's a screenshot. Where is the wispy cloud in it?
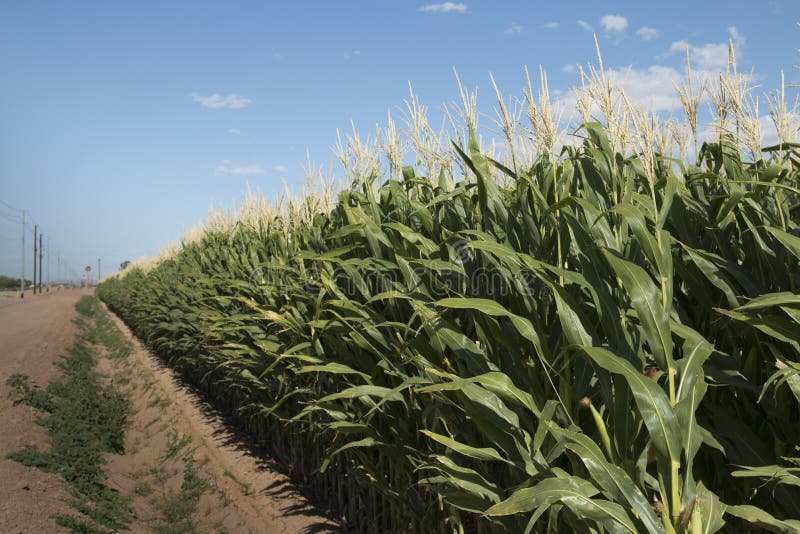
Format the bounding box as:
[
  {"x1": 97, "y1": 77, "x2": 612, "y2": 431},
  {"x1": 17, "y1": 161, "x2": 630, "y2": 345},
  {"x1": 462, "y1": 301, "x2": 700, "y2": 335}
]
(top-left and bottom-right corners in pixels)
[
  {"x1": 728, "y1": 26, "x2": 745, "y2": 47},
  {"x1": 562, "y1": 64, "x2": 577, "y2": 73},
  {"x1": 227, "y1": 128, "x2": 241, "y2": 135},
  {"x1": 272, "y1": 52, "x2": 284, "y2": 61},
  {"x1": 213, "y1": 160, "x2": 265, "y2": 176},
  {"x1": 542, "y1": 22, "x2": 559, "y2": 29},
  {"x1": 504, "y1": 22, "x2": 523, "y2": 35},
  {"x1": 191, "y1": 93, "x2": 251, "y2": 110},
  {"x1": 272, "y1": 165, "x2": 289, "y2": 173},
  {"x1": 576, "y1": 20, "x2": 593, "y2": 33},
  {"x1": 667, "y1": 26, "x2": 745, "y2": 71},
  {"x1": 418, "y1": 2, "x2": 468, "y2": 13},
  {"x1": 344, "y1": 49, "x2": 362, "y2": 60},
  {"x1": 600, "y1": 14, "x2": 628, "y2": 33},
  {"x1": 636, "y1": 26, "x2": 658, "y2": 41}
]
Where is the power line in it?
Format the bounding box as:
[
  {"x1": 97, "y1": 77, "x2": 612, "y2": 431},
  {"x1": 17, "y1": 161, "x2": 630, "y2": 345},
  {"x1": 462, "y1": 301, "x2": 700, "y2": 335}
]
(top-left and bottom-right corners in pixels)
[
  {"x1": 1, "y1": 204, "x2": 86, "y2": 288},
  {"x1": 0, "y1": 199, "x2": 23, "y2": 212},
  {"x1": 0, "y1": 212, "x2": 22, "y2": 223}
]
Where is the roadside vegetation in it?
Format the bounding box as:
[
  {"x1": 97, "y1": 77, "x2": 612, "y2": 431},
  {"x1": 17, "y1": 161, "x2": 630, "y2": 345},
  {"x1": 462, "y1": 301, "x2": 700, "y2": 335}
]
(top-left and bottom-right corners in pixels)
[
  {"x1": 6, "y1": 296, "x2": 133, "y2": 532},
  {"x1": 0, "y1": 274, "x2": 30, "y2": 290},
  {"x1": 5, "y1": 296, "x2": 225, "y2": 533},
  {"x1": 99, "y1": 46, "x2": 800, "y2": 533}
]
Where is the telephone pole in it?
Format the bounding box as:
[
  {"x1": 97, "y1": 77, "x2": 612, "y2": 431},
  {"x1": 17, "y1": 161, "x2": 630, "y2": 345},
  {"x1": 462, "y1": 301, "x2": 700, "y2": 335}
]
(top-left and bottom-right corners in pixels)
[
  {"x1": 38, "y1": 233, "x2": 43, "y2": 294},
  {"x1": 20, "y1": 211, "x2": 25, "y2": 298},
  {"x1": 97, "y1": 258, "x2": 101, "y2": 283},
  {"x1": 47, "y1": 237, "x2": 51, "y2": 291},
  {"x1": 33, "y1": 225, "x2": 38, "y2": 294}
]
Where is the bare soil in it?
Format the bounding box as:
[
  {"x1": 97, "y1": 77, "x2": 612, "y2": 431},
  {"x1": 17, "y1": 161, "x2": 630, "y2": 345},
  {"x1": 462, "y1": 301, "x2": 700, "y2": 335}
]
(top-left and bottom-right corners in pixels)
[
  {"x1": 0, "y1": 289, "x2": 338, "y2": 533},
  {"x1": 0, "y1": 289, "x2": 86, "y2": 534}
]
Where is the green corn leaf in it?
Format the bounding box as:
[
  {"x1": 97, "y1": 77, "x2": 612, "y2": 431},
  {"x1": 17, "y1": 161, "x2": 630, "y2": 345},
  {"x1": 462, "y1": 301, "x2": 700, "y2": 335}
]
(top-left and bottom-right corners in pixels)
[
  {"x1": 548, "y1": 423, "x2": 663, "y2": 533},
  {"x1": 725, "y1": 504, "x2": 800, "y2": 533},
  {"x1": 601, "y1": 249, "x2": 675, "y2": 372},
  {"x1": 694, "y1": 482, "x2": 726, "y2": 534},
  {"x1": 577, "y1": 346, "x2": 682, "y2": 465},
  {"x1": 420, "y1": 430, "x2": 511, "y2": 464},
  {"x1": 767, "y1": 227, "x2": 800, "y2": 260},
  {"x1": 485, "y1": 476, "x2": 637, "y2": 533}
]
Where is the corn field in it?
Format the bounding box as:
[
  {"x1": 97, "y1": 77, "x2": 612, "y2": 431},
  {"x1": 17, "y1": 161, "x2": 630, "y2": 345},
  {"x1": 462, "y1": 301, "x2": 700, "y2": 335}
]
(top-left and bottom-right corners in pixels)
[{"x1": 98, "y1": 50, "x2": 800, "y2": 533}]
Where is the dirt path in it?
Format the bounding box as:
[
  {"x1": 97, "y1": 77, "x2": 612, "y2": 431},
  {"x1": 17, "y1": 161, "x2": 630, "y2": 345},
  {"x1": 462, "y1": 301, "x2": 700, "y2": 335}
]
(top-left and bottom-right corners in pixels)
[
  {"x1": 0, "y1": 289, "x2": 89, "y2": 533},
  {"x1": 0, "y1": 291, "x2": 338, "y2": 533},
  {"x1": 101, "y1": 303, "x2": 338, "y2": 533}
]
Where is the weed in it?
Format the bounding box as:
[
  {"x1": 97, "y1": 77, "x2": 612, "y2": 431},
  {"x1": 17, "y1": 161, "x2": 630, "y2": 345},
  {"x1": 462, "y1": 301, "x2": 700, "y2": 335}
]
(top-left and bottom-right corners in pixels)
[
  {"x1": 162, "y1": 431, "x2": 192, "y2": 462},
  {"x1": 6, "y1": 373, "x2": 54, "y2": 412},
  {"x1": 223, "y1": 470, "x2": 252, "y2": 496},
  {"x1": 150, "y1": 456, "x2": 212, "y2": 534}
]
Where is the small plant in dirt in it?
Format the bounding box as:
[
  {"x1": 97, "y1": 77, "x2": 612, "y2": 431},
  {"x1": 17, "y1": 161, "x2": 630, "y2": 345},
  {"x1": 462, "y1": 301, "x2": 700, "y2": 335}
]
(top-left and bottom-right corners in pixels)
[
  {"x1": 223, "y1": 469, "x2": 253, "y2": 496},
  {"x1": 6, "y1": 373, "x2": 54, "y2": 412},
  {"x1": 150, "y1": 456, "x2": 213, "y2": 534}
]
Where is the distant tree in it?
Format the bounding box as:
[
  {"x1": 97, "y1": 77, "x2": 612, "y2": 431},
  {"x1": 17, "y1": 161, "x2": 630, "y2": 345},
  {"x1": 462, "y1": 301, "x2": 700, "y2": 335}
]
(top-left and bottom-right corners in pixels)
[
  {"x1": 0, "y1": 275, "x2": 32, "y2": 290},
  {"x1": 120, "y1": 261, "x2": 132, "y2": 270}
]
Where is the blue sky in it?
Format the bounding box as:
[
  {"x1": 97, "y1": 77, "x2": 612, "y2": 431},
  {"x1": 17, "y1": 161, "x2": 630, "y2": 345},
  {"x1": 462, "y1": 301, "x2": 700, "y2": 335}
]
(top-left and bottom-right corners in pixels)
[{"x1": 0, "y1": 1, "x2": 797, "y2": 281}]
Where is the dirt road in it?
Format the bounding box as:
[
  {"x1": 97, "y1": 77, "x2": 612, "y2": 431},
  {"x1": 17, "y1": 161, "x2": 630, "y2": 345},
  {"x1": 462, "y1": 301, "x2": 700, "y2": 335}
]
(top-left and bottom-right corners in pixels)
[
  {"x1": 0, "y1": 290, "x2": 87, "y2": 533},
  {"x1": 0, "y1": 290, "x2": 337, "y2": 533}
]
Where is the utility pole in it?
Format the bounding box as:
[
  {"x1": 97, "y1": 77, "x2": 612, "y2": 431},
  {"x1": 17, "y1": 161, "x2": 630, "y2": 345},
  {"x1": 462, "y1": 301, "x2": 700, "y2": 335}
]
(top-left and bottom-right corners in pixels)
[
  {"x1": 33, "y1": 225, "x2": 38, "y2": 294},
  {"x1": 38, "y1": 233, "x2": 43, "y2": 294},
  {"x1": 97, "y1": 258, "x2": 101, "y2": 283},
  {"x1": 20, "y1": 211, "x2": 25, "y2": 298},
  {"x1": 57, "y1": 251, "x2": 61, "y2": 286},
  {"x1": 47, "y1": 237, "x2": 51, "y2": 291}
]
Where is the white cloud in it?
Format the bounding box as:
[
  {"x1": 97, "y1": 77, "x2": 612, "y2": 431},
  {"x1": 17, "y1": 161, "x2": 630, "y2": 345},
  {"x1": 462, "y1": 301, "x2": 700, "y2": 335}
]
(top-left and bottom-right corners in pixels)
[
  {"x1": 213, "y1": 161, "x2": 265, "y2": 176},
  {"x1": 760, "y1": 114, "x2": 778, "y2": 147},
  {"x1": 667, "y1": 26, "x2": 745, "y2": 72},
  {"x1": 600, "y1": 15, "x2": 628, "y2": 33},
  {"x1": 728, "y1": 26, "x2": 745, "y2": 47},
  {"x1": 668, "y1": 40, "x2": 691, "y2": 55},
  {"x1": 554, "y1": 64, "x2": 684, "y2": 124},
  {"x1": 577, "y1": 20, "x2": 594, "y2": 33},
  {"x1": 670, "y1": 40, "x2": 727, "y2": 71},
  {"x1": 617, "y1": 65, "x2": 684, "y2": 110},
  {"x1": 228, "y1": 128, "x2": 241, "y2": 135},
  {"x1": 272, "y1": 52, "x2": 284, "y2": 61},
  {"x1": 636, "y1": 26, "x2": 658, "y2": 41},
  {"x1": 272, "y1": 165, "x2": 289, "y2": 173},
  {"x1": 562, "y1": 64, "x2": 577, "y2": 73},
  {"x1": 542, "y1": 21, "x2": 559, "y2": 29},
  {"x1": 192, "y1": 93, "x2": 251, "y2": 110},
  {"x1": 418, "y1": 2, "x2": 468, "y2": 13},
  {"x1": 504, "y1": 22, "x2": 523, "y2": 34},
  {"x1": 344, "y1": 49, "x2": 362, "y2": 60}
]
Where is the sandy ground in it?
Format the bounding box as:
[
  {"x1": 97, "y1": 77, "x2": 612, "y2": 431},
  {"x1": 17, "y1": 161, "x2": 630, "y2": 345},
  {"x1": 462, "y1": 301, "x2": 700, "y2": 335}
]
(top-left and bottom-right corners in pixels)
[
  {"x1": 0, "y1": 289, "x2": 338, "y2": 533},
  {"x1": 0, "y1": 289, "x2": 87, "y2": 533}
]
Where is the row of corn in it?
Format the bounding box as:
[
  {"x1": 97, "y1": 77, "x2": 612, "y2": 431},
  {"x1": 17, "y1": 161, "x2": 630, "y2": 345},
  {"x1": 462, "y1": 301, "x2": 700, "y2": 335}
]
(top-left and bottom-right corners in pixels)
[{"x1": 99, "y1": 118, "x2": 800, "y2": 532}]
